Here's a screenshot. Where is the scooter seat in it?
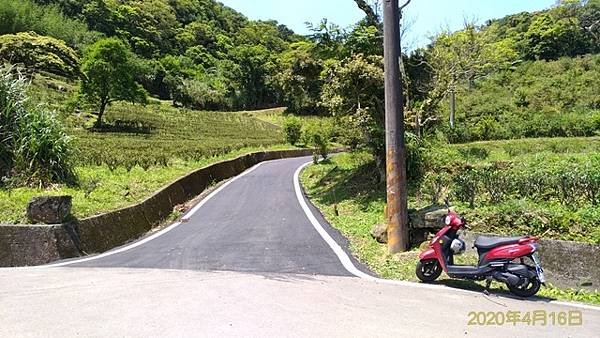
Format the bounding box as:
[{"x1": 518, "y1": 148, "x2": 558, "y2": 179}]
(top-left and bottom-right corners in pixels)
[{"x1": 474, "y1": 236, "x2": 525, "y2": 250}]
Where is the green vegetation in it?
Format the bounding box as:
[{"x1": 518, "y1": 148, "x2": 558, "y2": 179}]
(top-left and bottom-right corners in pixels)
[
  {"x1": 0, "y1": 0, "x2": 597, "y2": 308},
  {"x1": 406, "y1": 0, "x2": 600, "y2": 141},
  {"x1": 0, "y1": 66, "x2": 76, "y2": 187},
  {"x1": 300, "y1": 151, "x2": 600, "y2": 305},
  {"x1": 24, "y1": 0, "x2": 302, "y2": 111},
  {"x1": 80, "y1": 38, "x2": 147, "y2": 127},
  {"x1": 70, "y1": 100, "x2": 283, "y2": 170},
  {"x1": 301, "y1": 137, "x2": 600, "y2": 244},
  {"x1": 0, "y1": 32, "x2": 80, "y2": 78},
  {"x1": 423, "y1": 139, "x2": 600, "y2": 243},
  {"x1": 1, "y1": 0, "x2": 596, "y2": 145},
  {"x1": 301, "y1": 120, "x2": 332, "y2": 161},
  {"x1": 0, "y1": 69, "x2": 286, "y2": 222},
  {"x1": 283, "y1": 117, "x2": 302, "y2": 145},
  {"x1": 0, "y1": 144, "x2": 296, "y2": 224},
  {"x1": 439, "y1": 55, "x2": 600, "y2": 143},
  {"x1": 0, "y1": 0, "x2": 98, "y2": 49}
]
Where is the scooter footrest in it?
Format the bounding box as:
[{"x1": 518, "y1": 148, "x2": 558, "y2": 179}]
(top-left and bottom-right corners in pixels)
[{"x1": 447, "y1": 265, "x2": 491, "y2": 277}]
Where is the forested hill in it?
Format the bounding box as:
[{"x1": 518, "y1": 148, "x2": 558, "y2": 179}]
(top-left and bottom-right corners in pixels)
[
  {"x1": 31, "y1": 0, "x2": 301, "y2": 57},
  {"x1": 1, "y1": 0, "x2": 302, "y2": 110},
  {"x1": 1, "y1": 0, "x2": 598, "y2": 137}
]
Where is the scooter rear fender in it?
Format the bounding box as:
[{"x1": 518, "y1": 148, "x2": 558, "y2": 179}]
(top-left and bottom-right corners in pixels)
[{"x1": 485, "y1": 243, "x2": 538, "y2": 261}]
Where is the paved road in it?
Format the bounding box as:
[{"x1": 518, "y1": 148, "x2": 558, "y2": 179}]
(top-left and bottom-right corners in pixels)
[
  {"x1": 1, "y1": 268, "x2": 598, "y2": 338},
  {"x1": 67, "y1": 156, "x2": 358, "y2": 275},
  {"x1": 2, "y1": 156, "x2": 599, "y2": 337}
]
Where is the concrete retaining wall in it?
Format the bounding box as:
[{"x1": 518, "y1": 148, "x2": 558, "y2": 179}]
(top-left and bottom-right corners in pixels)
[
  {"x1": 460, "y1": 232, "x2": 600, "y2": 290},
  {"x1": 0, "y1": 149, "x2": 313, "y2": 267}
]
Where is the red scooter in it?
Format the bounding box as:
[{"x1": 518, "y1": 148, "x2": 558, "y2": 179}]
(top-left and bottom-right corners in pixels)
[{"x1": 416, "y1": 203, "x2": 546, "y2": 297}]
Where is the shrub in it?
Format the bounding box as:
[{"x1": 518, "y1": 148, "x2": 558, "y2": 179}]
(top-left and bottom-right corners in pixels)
[
  {"x1": 452, "y1": 166, "x2": 480, "y2": 208},
  {"x1": 283, "y1": 116, "x2": 302, "y2": 145},
  {"x1": 0, "y1": 32, "x2": 80, "y2": 78},
  {"x1": 14, "y1": 108, "x2": 76, "y2": 186},
  {"x1": 420, "y1": 171, "x2": 452, "y2": 204},
  {"x1": 436, "y1": 55, "x2": 600, "y2": 143},
  {"x1": 303, "y1": 121, "x2": 331, "y2": 161},
  {"x1": 0, "y1": 65, "x2": 76, "y2": 187},
  {"x1": 335, "y1": 116, "x2": 363, "y2": 150},
  {"x1": 405, "y1": 132, "x2": 427, "y2": 181},
  {"x1": 478, "y1": 162, "x2": 512, "y2": 203},
  {"x1": 429, "y1": 153, "x2": 600, "y2": 209}
]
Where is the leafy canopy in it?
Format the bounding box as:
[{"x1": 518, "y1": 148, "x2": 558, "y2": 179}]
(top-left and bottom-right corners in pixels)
[{"x1": 80, "y1": 37, "x2": 147, "y2": 126}]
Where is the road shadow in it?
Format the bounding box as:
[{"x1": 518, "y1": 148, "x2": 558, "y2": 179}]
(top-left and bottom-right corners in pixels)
[{"x1": 429, "y1": 278, "x2": 560, "y2": 304}]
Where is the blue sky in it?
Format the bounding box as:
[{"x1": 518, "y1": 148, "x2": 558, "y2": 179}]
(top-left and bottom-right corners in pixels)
[{"x1": 219, "y1": 0, "x2": 556, "y2": 49}]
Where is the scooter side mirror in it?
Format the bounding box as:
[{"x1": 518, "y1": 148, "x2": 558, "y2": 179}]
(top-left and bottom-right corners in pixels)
[{"x1": 444, "y1": 197, "x2": 450, "y2": 210}]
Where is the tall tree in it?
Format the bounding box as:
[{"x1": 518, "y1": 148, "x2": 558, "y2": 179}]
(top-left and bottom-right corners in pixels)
[{"x1": 80, "y1": 38, "x2": 147, "y2": 127}]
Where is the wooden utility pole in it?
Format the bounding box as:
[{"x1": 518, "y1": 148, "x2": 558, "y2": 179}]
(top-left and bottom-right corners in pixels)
[{"x1": 383, "y1": 0, "x2": 409, "y2": 253}]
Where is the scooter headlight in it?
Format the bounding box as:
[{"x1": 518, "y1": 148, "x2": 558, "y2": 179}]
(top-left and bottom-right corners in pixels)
[{"x1": 445, "y1": 216, "x2": 451, "y2": 225}]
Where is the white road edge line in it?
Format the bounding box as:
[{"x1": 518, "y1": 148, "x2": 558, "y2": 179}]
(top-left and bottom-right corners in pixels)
[
  {"x1": 37, "y1": 162, "x2": 265, "y2": 268},
  {"x1": 293, "y1": 161, "x2": 600, "y2": 312}
]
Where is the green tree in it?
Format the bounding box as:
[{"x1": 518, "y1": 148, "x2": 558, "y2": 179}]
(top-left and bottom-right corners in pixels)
[
  {"x1": 321, "y1": 54, "x2": 386, "y2": 179},
  {"x1": 231, "y1": 44, "x2": 277, "y2": 109},
  {"x1": 345, "y1": 22, "x2": 382, "y2": 57},
  {"x1": 306, "y1": 19, "x2": 346, "y2": 59},
  {"x1": 525, "y1": 9, "x2": 586, "y2": 60},
  {"x1": 579, "y1": 0, "x2": 600, "y2": 50},
  {"x1": 275, "y1": 41, "x2": 324, "y2": 115},
  {"x1": 0, "y1": 0, "x2": 99, "y2": 49},
  {"x1": 422, "y1": 23, "x2": 517, "y2": 130},
  {"x1": 80, "y1": 37, "x2": 147, "y2": 127}
]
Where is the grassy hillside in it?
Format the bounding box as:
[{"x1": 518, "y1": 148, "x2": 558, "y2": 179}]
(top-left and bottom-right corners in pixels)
[
  {"x1": 302, "y1": 137, "x2": 600, "y2": 244},
  {"x1": 439, "y1": 55, "x2": 600, "y2": 143},
  {"x1": 301, "y1": 140, "x2": 600, "y2": 304},
  {"x1": 0, "y1": 75, "x2": 288, "y2": 224},
  {"x1": 31, "y1": 74, "x2": 283, "y2": 168}
]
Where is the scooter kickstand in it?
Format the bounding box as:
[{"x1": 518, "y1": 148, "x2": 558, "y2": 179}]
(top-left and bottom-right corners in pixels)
[{"x1": 483, "y1": 277, "x2": 492, "y2": 296}]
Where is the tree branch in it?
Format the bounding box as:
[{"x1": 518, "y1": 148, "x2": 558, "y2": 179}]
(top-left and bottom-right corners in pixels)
[
  {"x1": 399, "y1": 0, "x2": 412, "y2": 12},
  {"x1": 354, "y1": 0, "x2": 381, "y2": 28}
]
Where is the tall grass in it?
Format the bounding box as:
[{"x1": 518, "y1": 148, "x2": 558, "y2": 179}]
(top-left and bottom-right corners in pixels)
[
  {"x1": 0, "y1": 66, "x2": 76, "y2": 187},
  {"x1": 0, "y1": 66, "x2": 27, "y2": 179}
]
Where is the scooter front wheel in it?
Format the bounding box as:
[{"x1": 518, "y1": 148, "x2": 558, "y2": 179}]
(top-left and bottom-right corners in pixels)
[
  {"x1": 507, "y1": 277, "x2": 541, "y2": 298},
  {"x1": 416, "y1": 259, "x2": 442, "y2": 282}
]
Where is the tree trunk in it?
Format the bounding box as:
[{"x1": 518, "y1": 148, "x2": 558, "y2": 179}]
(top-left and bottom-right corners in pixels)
[
  {"x1": 374, "y1": 151, "x2": 386, "y2": 184},
  {"x1": 449, "y1": 89, "x2": 456, "y2": 128},
  {"x1": 96, "y1": 99, "x2": 108, "y2": 128}
]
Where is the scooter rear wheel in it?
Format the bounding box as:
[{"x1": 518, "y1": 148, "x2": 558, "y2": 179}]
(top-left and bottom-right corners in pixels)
[
  {"x1": 507, "y1": 276, "x2": 541, "y2": 298},
  {"x1": 416, "y1": 259, "x2": 442, "y2": 282}
]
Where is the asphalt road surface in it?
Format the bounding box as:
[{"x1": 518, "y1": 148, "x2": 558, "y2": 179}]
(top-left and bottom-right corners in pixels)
[
  {"x1": 67, "y1": 156, "x2": 360, "y2": 275},
  {"x1": 1, "y1": 156, "x2": 598, "y2": 337}
]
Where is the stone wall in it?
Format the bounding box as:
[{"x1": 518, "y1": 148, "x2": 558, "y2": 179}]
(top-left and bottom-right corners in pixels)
[{"x1": 0, "y1": 149, "x2": 313, "y2": 267}]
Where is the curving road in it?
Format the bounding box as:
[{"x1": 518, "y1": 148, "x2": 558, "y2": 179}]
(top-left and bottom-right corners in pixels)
[
  {"x1": 65, "y1": 156, "x2": 362, "y2": 275},
  {"x1": 1, "y1": 156, "x2": 599, "y2": 337}
]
